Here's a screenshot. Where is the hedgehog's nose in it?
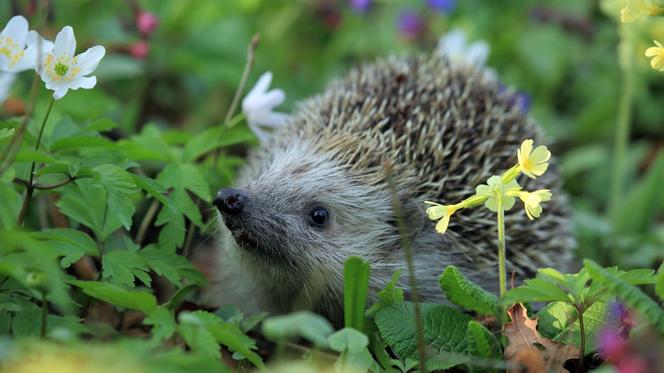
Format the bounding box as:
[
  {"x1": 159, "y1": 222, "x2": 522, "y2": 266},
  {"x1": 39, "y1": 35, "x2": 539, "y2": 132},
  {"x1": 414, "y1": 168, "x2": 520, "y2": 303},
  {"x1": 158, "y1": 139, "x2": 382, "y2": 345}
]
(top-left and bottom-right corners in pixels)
[{"x1": 214, "y1": 188, "x2": 247, "y2": 215}]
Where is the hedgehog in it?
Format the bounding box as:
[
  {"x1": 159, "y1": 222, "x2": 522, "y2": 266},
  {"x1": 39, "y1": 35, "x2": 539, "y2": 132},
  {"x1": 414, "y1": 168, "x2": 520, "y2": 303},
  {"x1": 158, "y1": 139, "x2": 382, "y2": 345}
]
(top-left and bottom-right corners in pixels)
[{"x1": 211, "y1": 54, "x2": 575, "y2": 325}]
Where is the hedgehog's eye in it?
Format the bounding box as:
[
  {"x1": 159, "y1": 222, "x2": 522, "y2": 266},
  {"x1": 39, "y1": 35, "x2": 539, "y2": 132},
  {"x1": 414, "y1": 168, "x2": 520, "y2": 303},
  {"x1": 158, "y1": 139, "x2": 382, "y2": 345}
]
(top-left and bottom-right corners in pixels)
[{"x1": 308, "y1": 207, "x2": 329, "y2": 227}]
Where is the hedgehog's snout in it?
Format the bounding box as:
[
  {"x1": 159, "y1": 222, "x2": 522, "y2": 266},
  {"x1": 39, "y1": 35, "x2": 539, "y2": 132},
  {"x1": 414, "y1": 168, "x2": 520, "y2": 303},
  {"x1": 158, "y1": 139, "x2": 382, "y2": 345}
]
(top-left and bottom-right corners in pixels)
[{"x1": 214, "y1": 188, "x2": 248, "y2": 218}]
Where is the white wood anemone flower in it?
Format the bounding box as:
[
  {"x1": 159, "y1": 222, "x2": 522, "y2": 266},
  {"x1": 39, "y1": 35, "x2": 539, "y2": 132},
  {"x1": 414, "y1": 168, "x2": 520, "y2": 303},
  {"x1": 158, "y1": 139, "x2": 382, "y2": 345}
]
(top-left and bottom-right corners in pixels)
[
  {"x1": 0, "y1": 15, "x2": 52, "y2": 73},
  {"x1": 437, "y1": 28, "x2": 490, "y2": 68},
  {"x1": 0, "y1": 71, "x2": 16, "y2": 103},
  {"x1": 242, "y1": 71, "x2": 291, "y2": 142},
  {"x1": 37, "y1": 26, "x2": 105, "y2": 100}
]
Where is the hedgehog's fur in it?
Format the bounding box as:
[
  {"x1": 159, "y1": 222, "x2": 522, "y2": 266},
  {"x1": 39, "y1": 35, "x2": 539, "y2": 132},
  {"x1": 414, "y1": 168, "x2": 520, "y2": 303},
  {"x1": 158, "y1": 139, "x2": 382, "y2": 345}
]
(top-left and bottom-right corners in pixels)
[{"x1": 211, "y1": 54, "x2": 575, "y2": 325}]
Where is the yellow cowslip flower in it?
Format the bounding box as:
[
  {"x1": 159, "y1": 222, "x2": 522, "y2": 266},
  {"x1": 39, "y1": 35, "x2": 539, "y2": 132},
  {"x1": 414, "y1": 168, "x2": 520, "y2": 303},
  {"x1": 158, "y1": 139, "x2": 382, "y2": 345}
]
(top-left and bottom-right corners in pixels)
[
  {"x1": 517, "y1": 139, "x2": 551, "y2": 179},
  {"x1": 475, "y1": 176, "x2": 519, "y2": 212},
  {"x1": 646, "y1": 40, "x2": 664, "y2": 71},
  {"x1": 507, "y1": 189, "x2": 552, "y2": 220},
  {"x1": 621, "y1": 0, "x2": 661, "y2": 22},
  {"x1": 424, "y1": 201, "x2": 464, "y2": 234}
]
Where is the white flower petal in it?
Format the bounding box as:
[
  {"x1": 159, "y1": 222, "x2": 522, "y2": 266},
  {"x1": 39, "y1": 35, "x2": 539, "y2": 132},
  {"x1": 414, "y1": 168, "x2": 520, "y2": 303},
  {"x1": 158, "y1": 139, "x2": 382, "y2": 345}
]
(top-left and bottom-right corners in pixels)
[
  {"x1": 248, "y1": 122, "x2": 268, "y2": 143},
  {"x1": 54, "y1": 26, "x2": 76, "y2": 58},
  {"x1": 26, "y1": 30, "x2": 54, "y2": 55},
  {"x1": 254, "y1": 112, "x2": 290, "y2": 128},
  {"x1": 466, "y1": 41, "x2": 489, "y2": 67},
  {"x1": 69, "y1": 76, "x2": 96, "y2": 90},
  {"x1": 438, "y1": 29, "x2": 466, "y2": 57},
  {"x1": 74, "y1": 45, "x2": 105, "y2": 76},
  {"x1": 247, "y1": 89, "x2": 285, "y2": 112},
  {"x1": 0, "y1": 72, "x2": 16, "y2": 103},
  {"x1": 52, "y1": 85, "x2": 69, "y2": 100},
  {"x1": 2, "y1": 16, "x2": 29, "y2": 46}
]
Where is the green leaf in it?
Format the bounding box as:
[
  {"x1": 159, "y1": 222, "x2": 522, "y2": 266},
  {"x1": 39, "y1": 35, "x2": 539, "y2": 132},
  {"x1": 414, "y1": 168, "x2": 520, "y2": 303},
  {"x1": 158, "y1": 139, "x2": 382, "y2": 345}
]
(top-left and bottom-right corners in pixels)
[
  {"x1": 344, "y1": 256, "x2": 370, "y2": 332},
  {"x1": 14, "y1": 148, "x2": 56, "y2": 163},
  {"x1": 538, "y1": 301, "x2": 607, "y2": 352},
  {"x1": 466, "y1": 321, "x2": 501, "y2": 373},
  {"x1": 157, "y1": 163, "x2": 212, "y2": 202},
  {"x1": 182, "y1": 125, "x2": 254, "y2": 162},
  {"x1": 262, "y1": 311, "x2": 334, "y2": 348},
  {"x1": 57, "y1": 180, "x2": 106, "y2": 238},
  {"x1": 50, "y1": 135, "x2": 114, "y2": 152},
  {"x1": 615, "y1": 152, "x2": 664, "y2": 235},
  {"x1": 0, "y1": 182, "x2": 21, "y2": 229},
  {"x1": 656, "y1": 264, "x2": 664, "y2": 302},
  {"x1": 374, "y1": 302, "x2": 471, "y2": 359},
  {"x1": 33, "y1": 228, "x2": 98, "y2": 268},
  {"x1": 178, "y1": 311, "x2": 263, "y2": 367},
  {"x1": 367, "y1": 270, "x2": 404, "y2": 316},
  {"x1": 584, "y1": 259, "x2": 664, "y2": 333},
  {"x1": 70, "y1": 280, "x2": 157, "y2": 314},
  {"x1": 131, "y1": 174, "x2": 172, "y2": 208},
  {"x1": 502, "y1": 276, "x2": 572, "y2": 304},
  {"x1": 440, "y1": 266, "x2": 498, "y2": 316},
  {"x1": 140, "y1": 245, "x2": 207, "y2": 287},
  {"x1": 102, "y1": 251, "x2": 151, "y2": 287},
  {"x1": 156, "y1": 208, "x2": 186, "y2": 252},
  {"x1": 328, "y1": 327, "x2": 379, "y2": 373},
  {"x1": 144, "y1": 307, "x2": 177, "y2": 341}
]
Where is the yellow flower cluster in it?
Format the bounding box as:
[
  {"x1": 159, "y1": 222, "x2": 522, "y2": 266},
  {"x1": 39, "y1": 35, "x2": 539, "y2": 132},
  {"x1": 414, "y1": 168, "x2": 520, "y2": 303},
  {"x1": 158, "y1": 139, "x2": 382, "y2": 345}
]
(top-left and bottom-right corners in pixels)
[
  {"x1": 425, "y1": 139, "x2": 553, "y2": 233},
  {"x1": 620, "y1": 0, "x2": 661, "y2": 23},
  {"x1": 646, "y1": 40, "x2": 664, "y2": 70}
]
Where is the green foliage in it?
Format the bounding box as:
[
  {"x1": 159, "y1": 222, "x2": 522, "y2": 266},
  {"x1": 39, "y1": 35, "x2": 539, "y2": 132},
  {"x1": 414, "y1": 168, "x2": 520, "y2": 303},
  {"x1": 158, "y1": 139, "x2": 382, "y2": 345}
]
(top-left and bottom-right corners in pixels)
[
  {"x1": 374, "y1": 303, "x2": 470, "y2": 360},
  {"x1": 366, "y1": 270, "x2": 404, "y2": 317},
  {"x1": 439, "y1": 266, "x2": 499, "y2": 317},
  {"x1": 262, "y1": 311, "x2": 334, "y2": 348},
  {"x1": 328, "y1": 327, "x2": 380, "y2": 372},
  {"x1": 584, "y1": 259, "x2": 664, "y2": 333},
  {"x1": 466, "y1": 321, "x2": 502, "y2": 373},
  {"x1": 344, "y1": 256, "x2": 370, "y2": 332},
  {"x1": 70, "y1": 280, "x2": 157, "y2": 314}
]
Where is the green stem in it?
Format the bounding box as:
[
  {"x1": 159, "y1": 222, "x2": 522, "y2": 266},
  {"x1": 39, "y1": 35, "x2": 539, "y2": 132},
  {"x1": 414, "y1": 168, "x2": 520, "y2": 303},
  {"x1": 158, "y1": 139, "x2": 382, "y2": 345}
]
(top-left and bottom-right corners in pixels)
[
  {"x1": 576, "y1": 305, "x2": 586, "y2": 370},
  {"x1": 608, "y1": 24, "x2": 634, "y2": 225},
  {"x1": 497, "y1": 198, "x2": 507, "y2": 296},
  {"x1": 135, "y1": 198, "x2": 161, "y2": 245},
  {"x1": 40, "y1": 291, "x2": 48, "y2": 337},
  {"x1": 17, "y1": 97, "x2": 55, "y2": 227},
  {"x1": 0, "y1": 74, "x2": 41, "y2": 176},
  {"x1": 385, "y1": 162, "x2": 426, "y2": 373}
]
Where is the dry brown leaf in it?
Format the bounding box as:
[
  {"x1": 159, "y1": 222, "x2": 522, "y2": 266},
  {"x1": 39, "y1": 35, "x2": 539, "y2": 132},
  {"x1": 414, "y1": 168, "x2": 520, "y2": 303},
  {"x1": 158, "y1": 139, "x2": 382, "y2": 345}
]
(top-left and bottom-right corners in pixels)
[{"x1": 504, "y1": 303, "x2": 579, "y2": 373}]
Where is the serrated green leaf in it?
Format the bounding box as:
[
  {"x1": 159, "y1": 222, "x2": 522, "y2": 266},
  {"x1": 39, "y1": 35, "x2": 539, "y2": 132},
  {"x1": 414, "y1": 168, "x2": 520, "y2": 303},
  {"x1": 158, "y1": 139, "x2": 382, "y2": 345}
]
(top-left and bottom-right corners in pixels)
[
  {"x1": 440, "y1": 266, "x2": 498, "y2": 316},
  {"x1": 178, "y1": 323, "x2": 220, "y2": 359},
  {"x1": 14, "y1": 149, "x2": 56, "y2": 163},
  {"x1": 157, "y1": 163, "x2": 211, "y2": 202},
  {"x1": 178, "y1": 310, "x2": 263, "y2": 367},
  {"x1": 537, "y1": 301, "x2": 607, "y2": 352},
  {"x1": 502, "y1": 276, "x2": 572, "y2": 304},
  {"x1": 262, "y1": 311, "x2": 334, "y2": 348},
  {"x1": 466, "y1": 321, "x2": 501, "y2": 373},
  {"x1": 141, "y1": 246, "x2": 206, "y2": 287},
  {"x1": 131, "y1": 174, "x2": 172, "y2": 208},
  {"x1": 344, "y1": 256, "x2": 369, "y2": 332},
  {"x1": 584, "y1": 260, "x2": 664, "y2": 333},
  {"x1": 374, "y1": 302, "x2": 471, "y2": 359},
  {"x1": 33, "y1": 228, "x2": 98, "y2": 268},
  {"x1": 145, "y1": 307, "x2": 177, "y2": 341},
  {"x1": 70, "y1": 280, "x2": 157, "y2": 314},
  {"x1": 102, "y1": 251, "x2": 151, "y2": 287},
  {"x1": 94, "y1": 164, "x2": 137, "y2": 195}
]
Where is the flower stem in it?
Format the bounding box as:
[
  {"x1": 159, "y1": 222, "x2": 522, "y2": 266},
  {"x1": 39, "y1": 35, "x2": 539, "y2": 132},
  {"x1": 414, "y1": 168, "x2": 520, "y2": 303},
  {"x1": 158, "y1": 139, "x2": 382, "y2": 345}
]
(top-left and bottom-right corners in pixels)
[
  {"x1": 384, "y1": 162, "x2": 426, "y2": 373},
  {"x1": 135, "y1": 198, "x2": 161, "y2": 245},
  {"x1": 497, "y1": 198, "x2": 507, "y2": 296},
  {"x1": 576, "y1": 304, "x2": 586, "y2": 369},
  {"x1": 608, "y1": 24, "x2": 635, "y2": 225},
  {"x1": 17, "y1": 97, "x2": 55, "y2": 227},
  {"x1": 0, "y1": 74, "x2": 41, "y2": 177}
]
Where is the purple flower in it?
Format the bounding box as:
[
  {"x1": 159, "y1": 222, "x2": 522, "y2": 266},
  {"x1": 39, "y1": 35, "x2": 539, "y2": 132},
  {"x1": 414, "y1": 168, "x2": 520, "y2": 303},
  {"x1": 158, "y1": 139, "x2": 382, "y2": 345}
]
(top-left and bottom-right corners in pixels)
[
  {"x1": 397, "y1": 10, "x2": 423, "y2": 40},
  {"x1": 350, "y1": 0, "x2": 372, "y2": 13},
  {"x1": 427, "y1": 0, "x2": 456, "y2": 13},
  {"x1": 514, "y1": 91, "x2": 531, "y2": 113},
  {"x1": 609, "y1": 301, "x2": 636, "y2": 337},
  {"x1": 598, "y1": 327, "x2": 627, "y2": 363}
]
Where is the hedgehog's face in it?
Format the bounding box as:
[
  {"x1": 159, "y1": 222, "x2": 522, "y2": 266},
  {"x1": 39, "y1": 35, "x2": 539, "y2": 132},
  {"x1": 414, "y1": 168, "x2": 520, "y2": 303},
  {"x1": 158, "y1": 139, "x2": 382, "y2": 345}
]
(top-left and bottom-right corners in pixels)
[{"x1": 214, "y1": 140, "x2": 398, "y2": 272}]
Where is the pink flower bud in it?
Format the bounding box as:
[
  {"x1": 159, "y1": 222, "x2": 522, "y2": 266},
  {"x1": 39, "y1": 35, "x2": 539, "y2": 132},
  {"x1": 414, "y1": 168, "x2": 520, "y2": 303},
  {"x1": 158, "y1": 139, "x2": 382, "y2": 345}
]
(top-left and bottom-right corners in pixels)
[
  {"x1": 136, "y1": 11, "x2": 158, "y2": 36},
  {"x1": 129, "y1": 41, "x2": 149, "y2": 59}
]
